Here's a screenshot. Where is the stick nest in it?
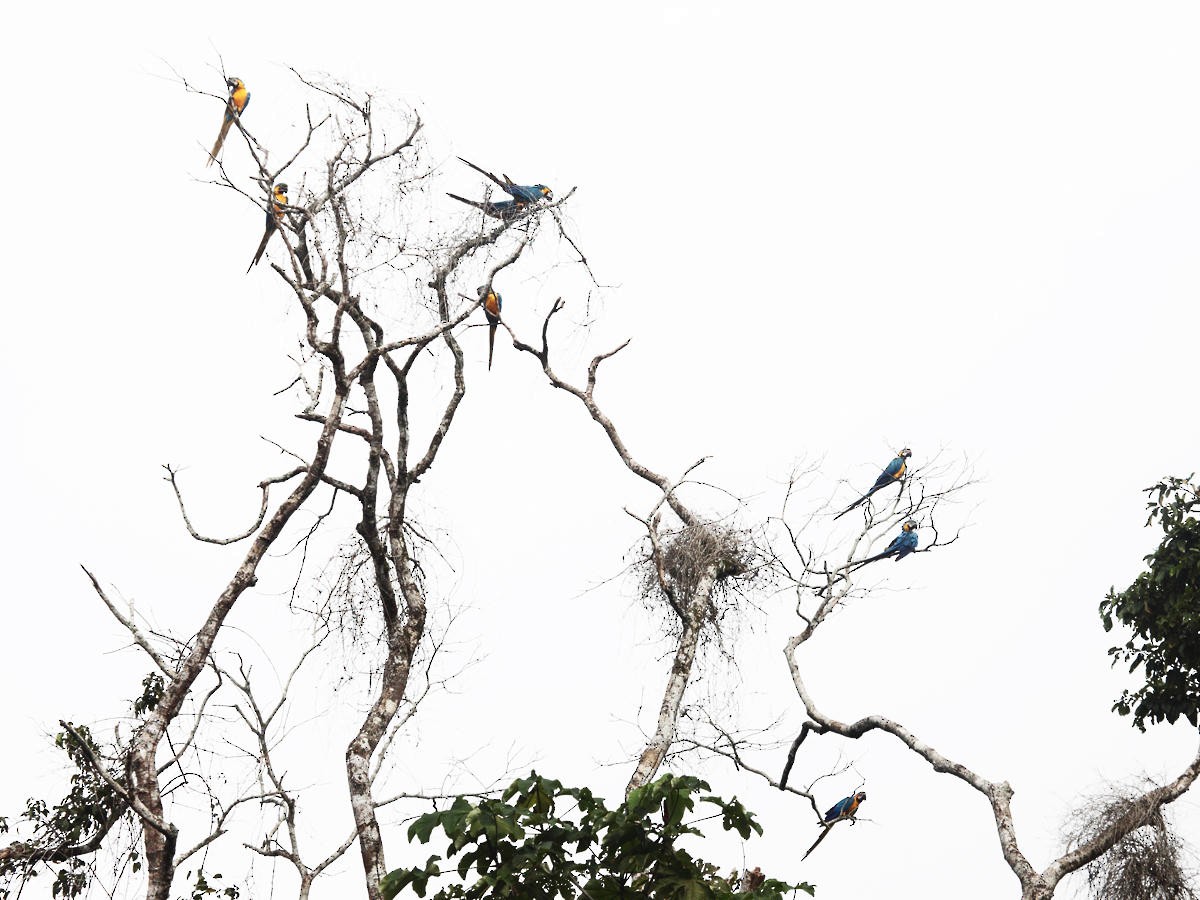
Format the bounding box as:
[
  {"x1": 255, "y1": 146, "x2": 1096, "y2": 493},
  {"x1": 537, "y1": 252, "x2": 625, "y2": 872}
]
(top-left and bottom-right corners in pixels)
[
  {"x1": 660, "y1": 524, "x2": 750, "y2": 596},
  {"x1": 638, "y1": 522, "x2": 757, "y2": 636},
  {"x1": 1064, "y1": 786, "x2": 1198, "y2": 900}
]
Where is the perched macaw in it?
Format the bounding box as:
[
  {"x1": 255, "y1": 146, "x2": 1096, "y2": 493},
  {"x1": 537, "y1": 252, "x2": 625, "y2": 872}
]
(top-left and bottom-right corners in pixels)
[
  {"x1": 478, "y1": 284, "x2": 502, "y2": 370},
  {"x1": 824, "y1": 792, "x2": 867, "y2": 824},
  {"x1": 446, "y1": 195, "x2": 530, "y2": 221},
  {"x1": 207, "y1": 76, "x2": 250, "y2": 167},
  {"x1": 803, "y1": 791, "x2": 867, "y2": 860},
  {"x1": 852, "y1": 520, "x2": 919, "y2": 570},
  {"x1": 834, "y1": 449, "x2": 912, "y2": 520},
  {"x1": 247, "y1": 183, "x2": 288, "y2": 272},
  {"x1": 457, "y1": 157, "x2": 553, "y2": 204}
]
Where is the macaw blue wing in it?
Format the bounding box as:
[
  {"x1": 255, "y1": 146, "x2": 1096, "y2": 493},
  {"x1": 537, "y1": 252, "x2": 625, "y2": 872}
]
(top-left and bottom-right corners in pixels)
[
  {"x1": 868, "y1": 457, "x2": 903, "y2": 489},
  {"x1": 508, "y1": 183, "x2": 548, "y2": 203},
  {"x1": 823, "y1": 796, "x2": 852, "y2": 822},
  {"x1": 894, "y1": 531, "x2": 919, "y2": 559}
]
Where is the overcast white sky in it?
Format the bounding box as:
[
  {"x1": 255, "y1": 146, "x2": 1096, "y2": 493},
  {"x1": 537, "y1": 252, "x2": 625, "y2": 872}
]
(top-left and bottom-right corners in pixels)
[{"x1": 2, "y1": 2, "x2": 1199, "y2": 898}]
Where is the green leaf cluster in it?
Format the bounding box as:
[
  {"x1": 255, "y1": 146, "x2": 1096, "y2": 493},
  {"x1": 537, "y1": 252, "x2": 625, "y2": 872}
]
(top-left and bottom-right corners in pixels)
[
  {"x1": 0, "y1": 724, "x2": 125, "y2": 898},
  {"x1": 1100, "y1": 476, "x2": 1200, "y2": 730},
  {"x1": 184, "y1": 867, "x2": 241, "y2": 900},
  {"x1": 0, "y1": 675, "x2": 165, "y2": 899},
  {"x1": 133, "y1": 672, "x2": 165, "y2": 717},
  {"x1": 380, "y1": 773, "x2": 814, "y2": 900}
]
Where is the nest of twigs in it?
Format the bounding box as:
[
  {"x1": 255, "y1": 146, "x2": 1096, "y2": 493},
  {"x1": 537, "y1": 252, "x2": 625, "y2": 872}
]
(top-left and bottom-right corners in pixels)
[
  {"x1": 1065, "y1": 786, "x2": 1198, "y2": 900},
  {"x1": 660, "y1": 524, "x2": 749, "y2": 596},
  {"x1": 637, "y1": 522, "x2": 757, "y2": 633}
]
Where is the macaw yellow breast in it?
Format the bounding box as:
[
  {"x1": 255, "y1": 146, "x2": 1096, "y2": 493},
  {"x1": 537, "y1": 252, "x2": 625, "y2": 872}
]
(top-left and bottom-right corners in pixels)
[
  {"x1": 484, "y1": 293, "x2": 500, "y2": 317},
  {"x1": 894, "y1": 461, "x2": 906, "y2": 480},
  {"x1": 232, "y1": 85, "x2": 249, "y2": 112}
]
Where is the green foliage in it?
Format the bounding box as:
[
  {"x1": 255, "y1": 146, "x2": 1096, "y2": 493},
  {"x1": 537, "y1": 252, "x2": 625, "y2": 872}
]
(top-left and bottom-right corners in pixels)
[
  {"x1": 133, "y1": 672, "x2": 165, "y2": 717},
  {"x1": 0, "y1": 674, "x2": 162, "y2": 899},
  {"x1": 1100, "y1": 476, "x2": 1200, "y2": 730},
  {"x1": 51, "y1": 860, "x2": 88, "y2": 898},
  {"x1": 380, "y1": 772, "x2": 814, "y2": 900},
  {"x1": 184, "y1": 868, "x2": 241, "y2": 900},
  {"x1": 48, "y1": 725, "x2": 125, "y2": 849},
  {"x1": 0, "y1": 724, "x2": 126, "y2": 899}
]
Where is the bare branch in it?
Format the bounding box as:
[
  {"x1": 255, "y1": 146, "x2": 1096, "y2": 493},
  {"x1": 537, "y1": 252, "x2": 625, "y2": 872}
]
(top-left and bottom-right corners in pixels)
[
  {"x1": 82, "y1": 567, "x2": 171, "y2": 675},
  {"x1": 164, "y1": 464, "x2": 307, "y2": 545}
]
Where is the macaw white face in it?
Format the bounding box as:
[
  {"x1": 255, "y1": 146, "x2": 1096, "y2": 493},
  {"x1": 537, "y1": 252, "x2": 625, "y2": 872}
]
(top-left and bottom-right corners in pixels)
[
  {"x1": 902, "y1": 521, "x2": 917, "y2": 532},
  {"x1": 899, "y1": 449, "x2": 912, "y2": 458}
]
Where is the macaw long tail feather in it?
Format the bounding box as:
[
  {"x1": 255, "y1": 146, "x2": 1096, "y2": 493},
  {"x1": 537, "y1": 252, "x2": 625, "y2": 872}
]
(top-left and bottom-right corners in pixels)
[
  {"x1": 832, "y1": 496, "x2": 866, "y2": 521},
  {"x1": 247, "y1": 226, "x2": 274, "y2": 273},
  {"x1": 458, "y1": 157, "x2": 507, "y2": 190},
  {"x1": 207, "y1": 118, "x2": 234, "y2": 167},
  {"x1": 833, "y1": 484, "x2": 885, "y2": 521},
  {"x1": 447, "y1": 192, "x2": 485, "y2": 211},
  {"x1": 488, "y1": 323, "x2": 497, "y2": 370},
  {"x1": 802, "y1": 825, "x2": 834, "y2": 862},
  {"x1": 849, "y1": 551, "x2": 889, "y2": 572}
]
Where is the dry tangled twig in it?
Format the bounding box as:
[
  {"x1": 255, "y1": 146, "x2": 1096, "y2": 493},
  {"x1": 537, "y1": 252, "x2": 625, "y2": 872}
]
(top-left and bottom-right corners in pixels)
[{"x1": 1064, "y1": 783, "x2": 1199, "y2": 900}]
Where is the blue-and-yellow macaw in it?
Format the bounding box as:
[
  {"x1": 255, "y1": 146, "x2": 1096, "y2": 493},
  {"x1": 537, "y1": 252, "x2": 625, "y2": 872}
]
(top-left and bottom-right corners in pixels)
[
  {"x1": 457, "y1": 157, "x2": 553, "y2": 204},
  {"x1": 803, "y1": 791, "x2": 867, "y2": 860},
  {"x1": 834, "y1": 449, "x2": 912, "y2": 520},
  {"x1": 477, "y1": 284, "x2": 502, "y2": 369},
  {"x1": 448, "y1": 157, "x2": 552, "y2": 219},
  {"x1": 824, "y1": 791, "x2": 866, "y2": 824},
  {"x1": 852, "y1": 520, "x2": 919, "y2": 570},
  {"x1": 207, "y1": 76, "x2": 250, "y2": 167},
  {"x1": 247, "y1": 183, "x2": 288, "y2": 272}
]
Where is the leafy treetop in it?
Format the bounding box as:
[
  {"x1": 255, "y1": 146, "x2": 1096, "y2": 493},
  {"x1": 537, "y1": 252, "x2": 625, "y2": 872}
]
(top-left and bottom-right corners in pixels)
[
  {"x1": 1101, "y1": 476, "x2": 1200, "y2": 730},
  {"x1": 379, "y1": 772, "x2": 814, "y2": 900}
]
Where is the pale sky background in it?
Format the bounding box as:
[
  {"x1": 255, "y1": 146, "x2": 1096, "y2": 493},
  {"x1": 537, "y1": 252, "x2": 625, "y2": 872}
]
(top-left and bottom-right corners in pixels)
[{"x1": 2, "y1": 2, "x2": 1199, "y2": 898}]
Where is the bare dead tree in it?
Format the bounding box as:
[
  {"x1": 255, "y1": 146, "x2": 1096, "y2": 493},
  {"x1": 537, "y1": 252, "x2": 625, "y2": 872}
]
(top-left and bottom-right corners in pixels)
[
  {"x1": 1, "y1": 67, "x2": 573, "y2": 900},
  {"x1": 207, "y1": 70, "x2": 577, "y2": 900}
]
